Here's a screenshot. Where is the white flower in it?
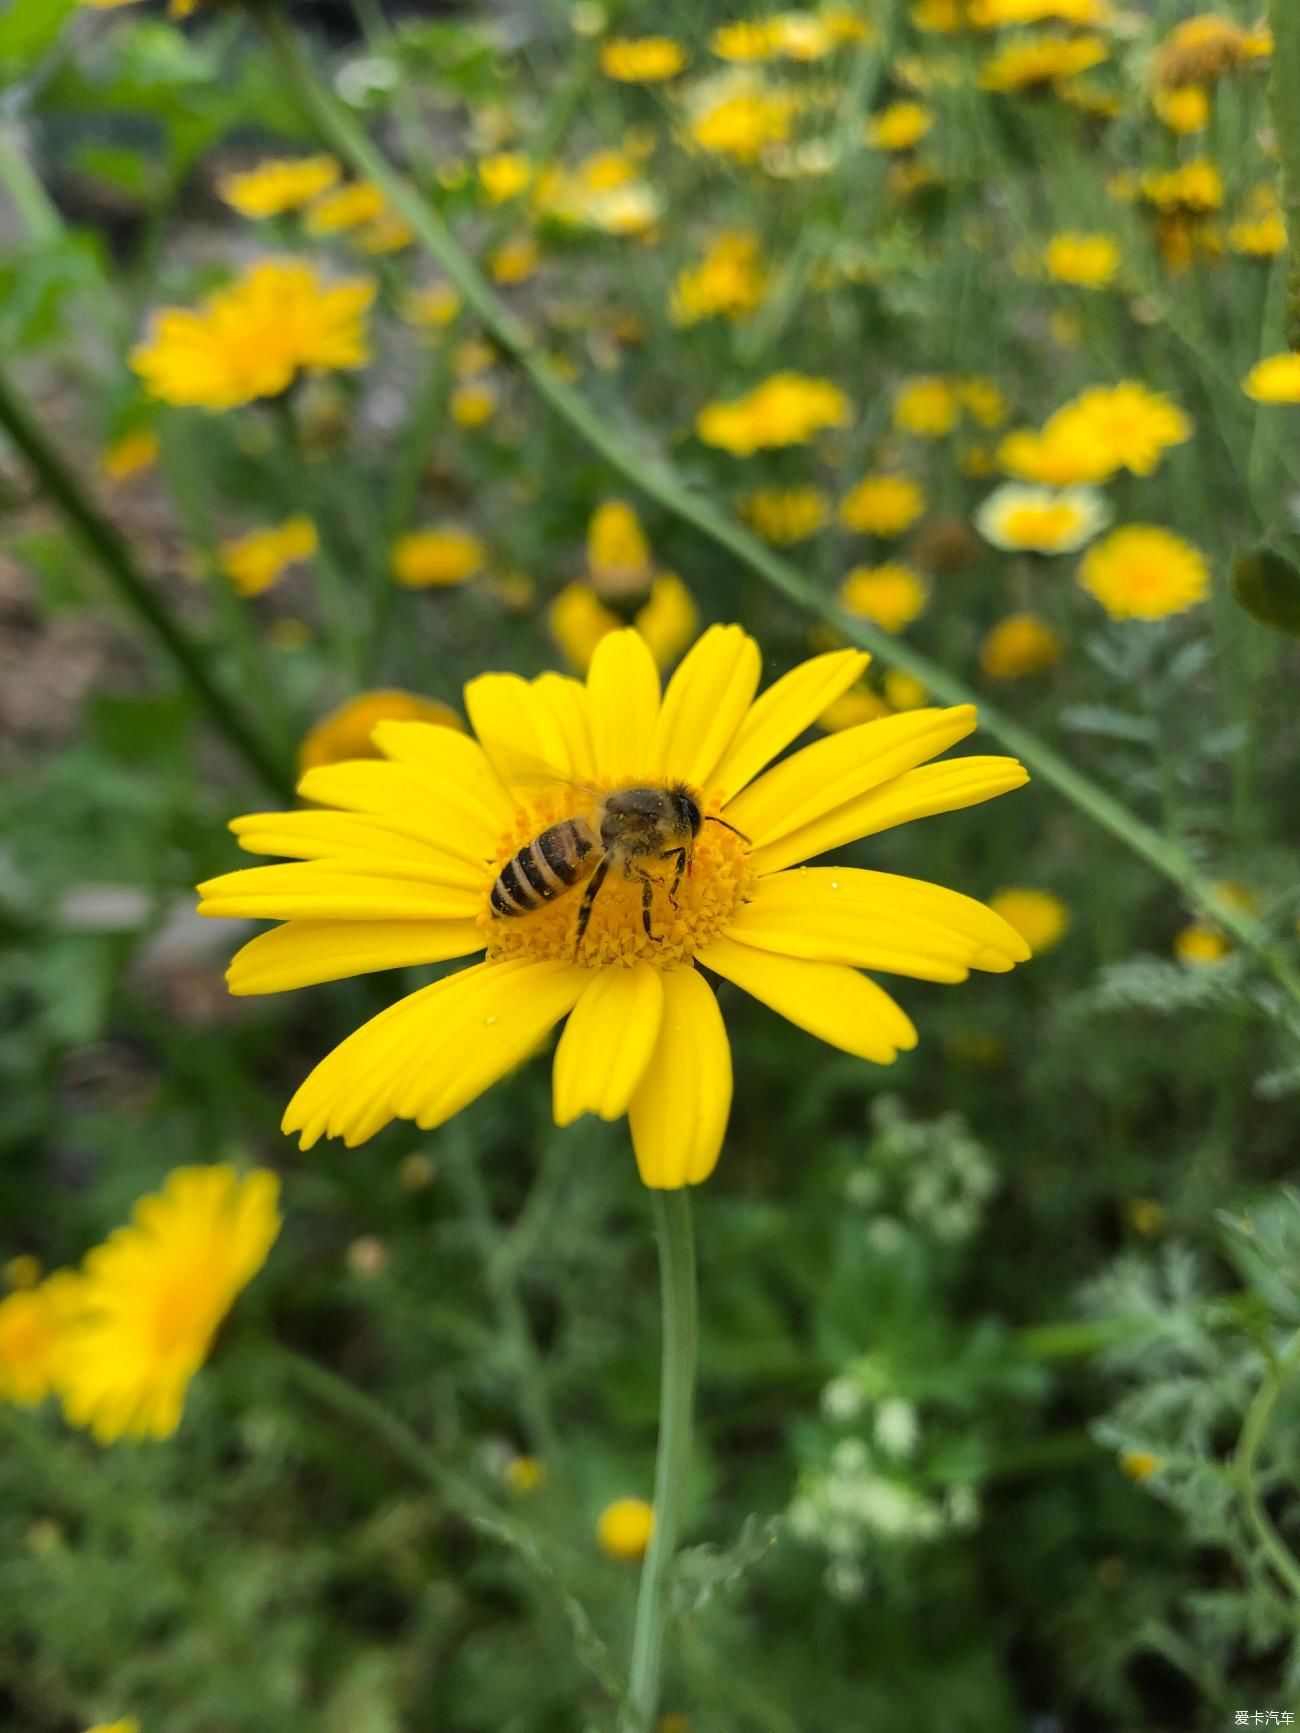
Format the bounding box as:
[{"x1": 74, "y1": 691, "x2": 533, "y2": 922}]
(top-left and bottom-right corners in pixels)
[{"x1": 975, "y1": 483, "x2": 1111, "y2": 554}]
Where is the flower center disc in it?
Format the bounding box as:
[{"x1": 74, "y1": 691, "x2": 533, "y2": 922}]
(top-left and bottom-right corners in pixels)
[{"x1": 483, "y1": 785, "x2": 753, "y2": 969}]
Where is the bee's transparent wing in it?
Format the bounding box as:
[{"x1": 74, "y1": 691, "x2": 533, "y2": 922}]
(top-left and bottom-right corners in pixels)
[{"x1": 491, "y1": 743, "x2": 603, "y2": 802}]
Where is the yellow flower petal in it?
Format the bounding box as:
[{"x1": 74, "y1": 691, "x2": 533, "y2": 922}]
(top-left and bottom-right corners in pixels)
[
  {"x1": 726, "y1": 705, "x2": 978, "y2": 852},
  {"x1": 284, "y1": 958, "x2": 586, "y2": 1148},
  {"x1": 710, "y1": 648, "x2": 870, "y2": 800},
  {"x1": 749, "y1": 754, "x2": 1028, "y2": 874},
  {"x1": 697, "y1": 934, "x2": 917, "y2": 1061},
  {"x1": 628, "y1": 967, "x2": 732, "y2": 1187},
  {"x1": 586, "y1": 628, "x2": 660, "y2": 779},
  {"x1": 650, "y1": 623, "x2": 761, "y2": 789},
  {"x1": 369, "y1": 722, "x2": 514, "y2": 823},
  {"x1": 552, "y1": 962, "x2": 665, "y2": 1124},
  {"x1": 232, "y1": 809, "x2": 472, "y2": 865},
  {"x1": 226, "y1": 918, "x2": 485, "y2": 995},
  {"x1": 730, "y1": 868, "x2": 1030, "y2": 978},
  {"x1": 197, "y1": 863, "x2": 482, "y2": 922},
  {"x1": 296, "y1": 757, "x2": 507, "y2": 863},
  {"x1": 531, "y1": 671, "x2": 598, "y2": 783},
  {"x1": 465, "y1": 669, "x2": 596, "y2": 790}
]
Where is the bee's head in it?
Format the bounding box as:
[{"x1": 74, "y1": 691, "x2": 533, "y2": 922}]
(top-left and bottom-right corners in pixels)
[{"x1": 668, "y1": 783, "x2": 703, "y2": 839}]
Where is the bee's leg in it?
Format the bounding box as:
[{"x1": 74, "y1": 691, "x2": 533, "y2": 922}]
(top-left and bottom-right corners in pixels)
[
  {"x1": 573, "y1": 855, "x2": 610, "y2": 958},
  {"x1": 660, "y1": 847, "x2": 687, "y2": 909},
  {"x1": 630, "y1": 865, "x2": 658, "y2": 940}
]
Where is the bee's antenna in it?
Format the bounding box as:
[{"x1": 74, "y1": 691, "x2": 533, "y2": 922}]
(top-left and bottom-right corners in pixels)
[{"x1": 705, "y1": 815, "x2": 751, "y2": 844}]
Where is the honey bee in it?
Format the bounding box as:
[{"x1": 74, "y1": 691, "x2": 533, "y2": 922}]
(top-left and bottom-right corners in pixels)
[{"x1": 489, "y1": 780, "x2": 748, "y2": 953}]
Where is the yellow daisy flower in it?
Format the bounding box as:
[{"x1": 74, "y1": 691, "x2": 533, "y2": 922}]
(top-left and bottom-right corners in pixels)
[
  {"x1": 219, "y1": 516, "x2": 317, "y2": 599},
  {"x1": 839, "y1": 563, "x2": 930, "y2": 633},
  {"x1": 742, "y1": 487, "x2": 829, "y2": 545},
  {"x1": 599, "y1": 37, "x2": 688, "y2": 81},
  {"x1": 670, "y1": 231, "x2": 766, "y2": 326},
  {"x1": 588, "y1": 499, "x2": 653, "y2": 597},
  {"x1": 1153, "y1": 85, "x2": 1210, "y2": 133},
  {"x1": 839, "y1": 473, "x2": 926, "y2": 537},
  {"x1": 59, "y1": 1167, "x2": 280, "y2": 1444},
  {"x1": 217, "y1": 156, "x2": 341, "y2": 219},
  {"x1": 687, "y1": 81, "x2": 795, "y2": 163},
  {"x1": 1078, "y1": 526, "x2": 1209, "y2": 620},
  {"x1": 866, "y1": 102, "x2": 934, "y2": 151},
  {"x1": 99, "y1": 427, "x2": 160, "y2": 484},
  {"x1": 892, "y1": 375, "x2": 960, "y2": 438},
  {"x1": 198, "y1": 632, "x2": 1029, "y2": 1188},
  {"x1": 979, "y1": 34, "x2": 1108, "y2": 93},
  {"x1": 303, "y1": 180, "x2": 388, "y2": 235},
  {"x1": 988, "y1": 887, "x2": 1068, "y2": 952},
  {"x1": 299, "y1": 692, "x2": 464, "y2": 775},
  {"x1": 1243, "y1": 353, "x2": 1300, "y2": 403},
  {"x1": 696, "y1": 374, "x2": 850, "y2": 454},
  {"x1": 392, "y1": 527, "x2": 485, "y2": 588},
  {"x1": 131, "y1": 259, "x2": 375, "y2": 413},
  {"x1": 598, "y1": 1496, "x2": 655, "y2": 1560},
  {"x1": 1059, "y1": 382, "x2": 1192, "y2": 477},
  {"x1": 1044, "y1": 231, "x2": 1119, "y2": 289},
  {"x1": 976, "y1": 483, "x2": 1110, "y2": 553},
  {"x1": 979, "y1": 612, "x2": 1063, "y2": 678}
]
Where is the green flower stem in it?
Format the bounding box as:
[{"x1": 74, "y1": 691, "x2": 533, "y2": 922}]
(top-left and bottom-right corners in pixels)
[
  {"x1": 622, "y1": 1190, "x2": 698, "y2": 1733},
  {"x1": 1234, "y1": 1325, "x2": 1300, "y2": 1604},
  {"x1": 0, "y1": 362, "x2": 294, "y2": 800},
  {"x1": 1268, "y1": 0, "x2": 1300, "y2": 346},
  {"x1": 261, "y1": 13, "x2": 1300, "y2": 1017}
]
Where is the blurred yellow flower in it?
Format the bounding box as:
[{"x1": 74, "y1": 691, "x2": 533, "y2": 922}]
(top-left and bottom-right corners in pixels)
[
  {"x1": 976, "y1": 483, "x2": 1110, "y2": 553},
  {"x1": 670, "y1": 230, "x2": 766, "y2": 325},
  {"x1": 451, "y1": 381, "x2": 498, "y2": 426},
  {"x1": 1044, "y1": 231, "x2": 1119, "y2": 288},
  {"x1": 59, "y1": 1166, "x2": 279, "y2": 1444},
  {"x1": 911, "y1": 0, "x2": 967, "y2": 29},
  {"x1": 1140, "y1": 159, "x2": 1223, "y2": 216},
  {"x1": 998, "y1": 422, "x2": 1113, "y2": 486},
  {"x1": 598, "y1": 1496, "x2": 655, "y2": 1560},
  {"x1": 711, "y1": 20, "x2": 777, "y2": 59},
  {"x1": 988, "y1": 887, "x2": 1068, "y2": 953},
  {"x1": 959, "y1": 377, "x2": 1009, "y2": 429},
  {"x1": 818, "y1": 686, "x2": 892, "y2": 730},
  {"x1": 504, "y1": 1455, "x2": 547, "y2": 1493},
  {"x1": 304, "y1": 180, "x2": 388, "y2": 235},
  {"x1": 892, "y1": 375, "x2": 960, "y2": 438},
  {"x1": 1078, "y1": 526, "x2": 1209, "y2": 620},
  {"x1": 687, "y1": 81, "x2": 795, "y2": 162},
  {"x1": 218, "y1": 155, "x2": 340, "y2": 218},
  {"x1": 1174, "y1": 923, "x2": 1230, "y2": 965},
  {"x1": 84, "y1": 1722, "x2": 140, "y2": 1733},
  {"x1": 588, "y1": 499, "x2": 653, "y2": 596},
  {"x1": 550, "y1": 575, "x2": 698, "y2": 673},
  {"x1": 1155, "y1": 14, "x2": 1256, "y2": 87},
  {"x1": 1053, "y1": 382, "x2": 1192, "y2": 478},
  {"x1": 1119, "y1": 1448, "x2": 1163, "y2": 1481},
  {"x1": 882, "y1": 669, "x2": 929, "y2": 710},
  {"x1": 867, "y1": 102, "x2": 933, "y2": 151},
  {"x1": 600, "y1": 36, "x2": 687, "y2": 81},
  {"x1": 99, "y1": 427, "x2": 160, "y2": 484},
  {"x1": 840, "y1": 473, "x2": 926, "y2": 537},
  {"x1": 971, "y1": 0, "x2": 1111, "y2": 21},
  {"x1": 4, "y1": 1254, "x2": 41, "y2": 1290},
  {"x1": 393, "y1": 527, "x2": 485, "y2": 588},
  {"x1": 839, "y1": 564, "x2": 929, "y2": 633},
  {"x1": 743, "y1": 487, "x2": 829, "y2": 544},
  {"x1": 980, "y1": 612, "x2": 1063, "y2": 678},
  {"x1": 1243, "y1": 353, "x2": 1300, "y2": 403},
  {"x1": 219, "y1": 516, "x2": 317, "y2": 599},
  {"x1": 0, "y1": 1274, "x2": 81, "y2": 1407},
  {"x1": 402, "y1": 282, "x2": 462, "y2": 330},
  {"x1": 979, "y1": 35, "x2": 1108, "y2": 92},
  {"x1": 131, "y1": 259, "x2": 375, "y2": 412},
  {"x1": 489, "y1": 235, "x2": 541, "y2": 285},
  {"x1": 696, "y1": 373, "x2": 850, "y2": 453},
  {"x1": 300, "y1": 692, "x2": 465, "y2": 775},
  {"x1": 479, "y1": 152, "x2": 533, "y2": 203},
  {"x1": 631, "y1": 573, "x2": 699, "y2": 668},
  {"x1": 1154, "y1": 85, "x2": 1209, "y2": 133},
  {"x1": 1127, "y1": 1198, "x2": 1167, "y2": 1237},
  {"x1": 1227, "y1": 208, "x2": 1286, "y2": 257}
]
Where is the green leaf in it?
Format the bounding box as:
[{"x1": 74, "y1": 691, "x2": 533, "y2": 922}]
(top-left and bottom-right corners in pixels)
[
  {"x1": 1230, "y1": 545, "x2": 1300, "y2": 637},
  {"x1": 0, "y1": 0, "x2": 77, "y2": 76}
]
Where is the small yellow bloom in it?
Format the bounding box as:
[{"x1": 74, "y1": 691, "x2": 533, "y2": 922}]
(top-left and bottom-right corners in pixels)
[
  {"x1": 505, "y1": 1455, "x2": 547, "y2": 1493},
  {"x1": 988, "y1": 887, "x2": 1067, "y2": 953},
  {"x1": 688, "y1": 81, "x2": 795, "y2": 162},
  {"x1": 1044, "y1": 231, "x2": 1119, "y2": 289},
  {"x1": 976, "y1": 483, "x2": 1110, "y2": 554},
  {"x1": 599, "y1": 36, "x2": 688, "y2": 81},
  {"x1": 1227, "y1": 211, "x2": 1286, "y2": 257},
  {"x1": 356, "y1": 212, "x2": 414, "y2": 255},
  {"x1": 402, "y1": 282, "x2": 462, "y2": 330},
  {"x1": 300, "y1": 691, "x2": 465, "y2": 774},
  {"x1": 743, "y1": 487, "x2": 829, "y2": 545},
  {"x1": 670, "y1": 230, "x2": 766, "y2": 325},
  {"x1": 1078, "y1": 525, "x2": 1209, "y2": 620},
  {"x1": 818, "y1": 687, "x2": 892, "y2": 730},
  {"x1": 598, "y1": 1496, "x2": 655, "y2": 1560},
  {"x1": 489, "y1": 235, "x2": 541, "y2": 285},
  {"x1": 1174, "y1": 923, "x2": 1231, "y2": 965},
  {"x1": 631, "y1": 574, "x2": 699, "y2": 669},
  {"x1": 304, "y1": 180, "x2": 388, "y2": 235},
  {"x1": 99, "y1": 428, "x2": 160, "y2": 484},
  {"x1": 1127, "y1": 1198, "x2": 1167, "y2": 1237},
  {"x1": 997, "y1": 423, "x2": 1112, "y2": 487},
  {"x1": 219, "y1": 516, "x2": 317, "y2": 599},
  {"x1": 131, "y1": 259, "x2": 375, "y2": 413},
  {"x1": 1153, "y1": 84, "x2": 1209, "y2": 134},
  {"x1": 1155, "y1": 15, "x2": 1252, "y2": 87},
  {"x1": 1119, "y1": 1448, "x2": 1162, "y2": 1482},
  {"x1": 588, "y1": 499, "x2": 652, "y2": 597},
  {"x1": 0, "y1": 1274, "x2": 81, "y2": 1407},
  {"x1": 1140, "y1": 159, "x2": 1223, "y2": 216},
  {"x1": 1243, "y1": 353, "x2": 1300, "y2": 404},
  {"x1": 959, "y1": 377, "x2": 1008, "y2": 430},
  {"x1": 392, "y1": 527, "x2": 485, "y2": 588},
  {"x1": 980, "y1": 612, "x2": 1063, "y2": 678},
  {"x1": 979, "y1": 35, "x2": 1108, "y2": 93},
  {"x1": 840, "y1": 473, "x2": 926, "y2": 537},
  {"x1": 867, "y1": 102, "x2": 933, "y2": 151},
  {"x1": 882, "y1": 669, "x2": 928, "y2": 710},
  {"x1": 839, "y1": 564, "x2": 929, "y2": 633},
  {"x1": 451, "y1": 381, "x2": 499, "y2": 426},
  {"x1": 696, "y1": 373, "x2": 850, "y2": 454},
  {"x1": 84, "y1": 1722, "x2": 140, "y2": 1733},
  {"x1": 218, "y1": 155, "x2": 341, "y2": 218},
  {"x1": 892, "y1": 375, "x2": 960, "y2": 438},
  {"x1": 911, "y1": 0, "x2": 967, "y2": 29},
  {"x1": 550, "y1": 583, "x2": 621, "y2": 672},
  {"x1": 711, "y1": 20, "x2": 776, "y2": 60},
  {"x1": 1033, "y1": 383, "x2": 1192, "y2": 480},
  {"x1": 59, "y1": 1166, "x2": 280, "y2": 1444},
  {"x1": 479, "y1": 152, "x2": 534, "y2": 204}
]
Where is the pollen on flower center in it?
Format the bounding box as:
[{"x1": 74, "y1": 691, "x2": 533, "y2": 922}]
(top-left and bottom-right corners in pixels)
[{"x1": 482, "y1": 784, "x2": 754, "y2": 969}]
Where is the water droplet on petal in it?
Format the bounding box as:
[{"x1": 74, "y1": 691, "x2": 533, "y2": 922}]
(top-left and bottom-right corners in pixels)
[{"x1": 484, "y1": 1015, "x2": 498, "y2": 1026}]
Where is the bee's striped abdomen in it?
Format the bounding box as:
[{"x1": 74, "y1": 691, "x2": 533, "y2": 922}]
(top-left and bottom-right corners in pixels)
[{"x1": 490, "y1": 820, "x2": 596, "y2": 918}]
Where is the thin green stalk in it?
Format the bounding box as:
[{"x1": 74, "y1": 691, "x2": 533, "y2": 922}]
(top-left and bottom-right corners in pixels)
[
  {"x1": 260, "y1": 13, "x2": 1300, "y2": 1017},
  {"x1": 0, "y1": 122, "x2": 63, "y2": 244},
  {"x1": 1234, "y1": 1326, "x2": 1300, "y2": 1605},
  {"x1": 1268, "y1": 0, "x2": 1300, "y2": 345},
  {"x1": 0, "y1": 363, "x2": 293, "y2": 799},
  {"x1": 622, "y1": 1190, "x2": 698, "y2": 1733}
]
